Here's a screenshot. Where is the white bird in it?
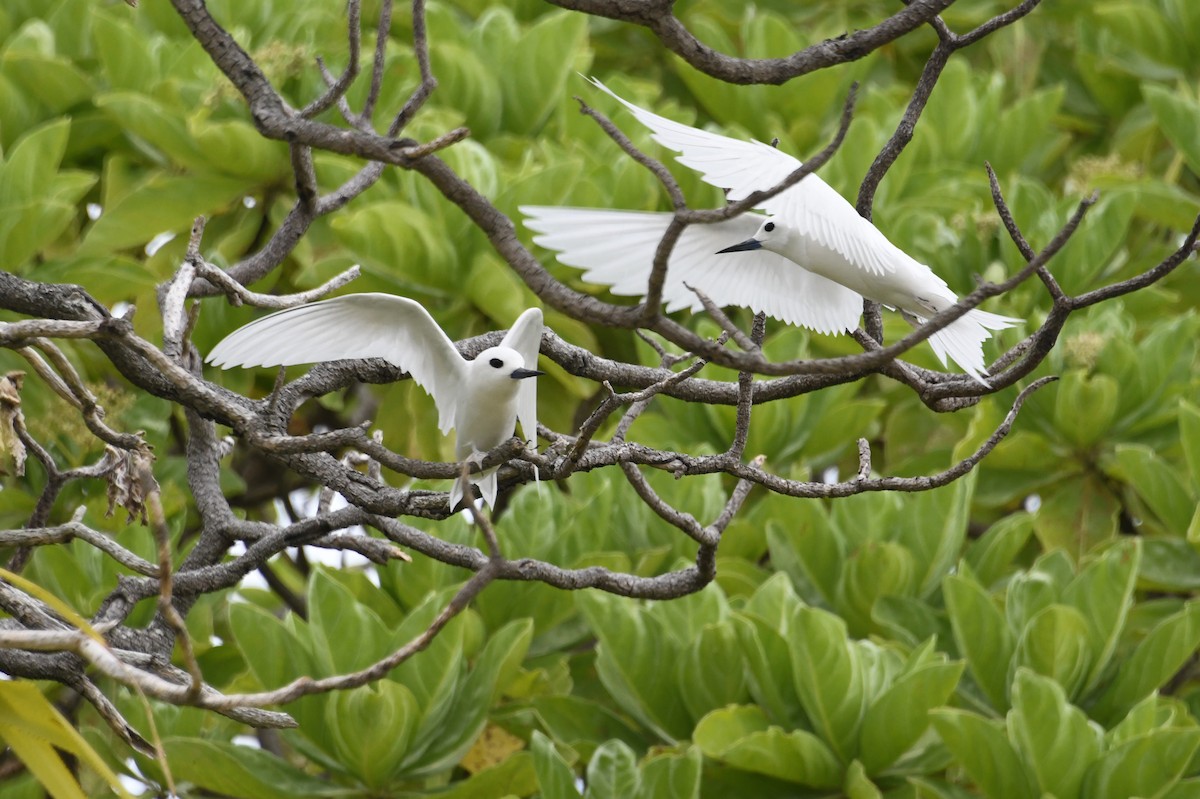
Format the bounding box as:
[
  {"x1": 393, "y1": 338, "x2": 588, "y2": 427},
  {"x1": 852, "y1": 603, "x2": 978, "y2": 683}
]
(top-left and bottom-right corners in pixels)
[
  {"x1": 521, "y1": 78, "x2": 1018, "y2": 383},
  {"x1": 207, "y1": 293, "x2": 544, "y2": 510}
]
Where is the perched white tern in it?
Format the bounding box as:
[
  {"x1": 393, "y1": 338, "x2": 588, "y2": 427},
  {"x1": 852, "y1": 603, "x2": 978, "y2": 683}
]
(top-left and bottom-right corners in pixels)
[
  {"x1": 521, "y1": 78, "x2": 1018, "y2": 383},
  {"x1": 207, "y1": 293, "x2": 544, "y2": 510}
]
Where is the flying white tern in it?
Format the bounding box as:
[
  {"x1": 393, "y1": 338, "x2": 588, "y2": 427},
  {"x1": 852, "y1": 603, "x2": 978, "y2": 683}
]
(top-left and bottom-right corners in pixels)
[
  {"x1": 521, "y1": 78, "x2": 1018, "y2": 383},
  {"x1": 207, "y1": 293, "x2": 544, "y2": 510}
]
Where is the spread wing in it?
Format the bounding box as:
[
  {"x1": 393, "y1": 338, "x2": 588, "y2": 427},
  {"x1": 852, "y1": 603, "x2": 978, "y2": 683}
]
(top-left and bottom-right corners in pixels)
[
  {"x1": 521, "y1": 206, "x2": 863, "y2": 335},
  {"x1": 500, "y1": 307, "x2": 544, "y2": 447},
  {"x1": 589, "y1": 77, "x2": 900, "y2": 278},
  {"x1": 207, "y1": 293, "x2": 466, "y2": 434}
]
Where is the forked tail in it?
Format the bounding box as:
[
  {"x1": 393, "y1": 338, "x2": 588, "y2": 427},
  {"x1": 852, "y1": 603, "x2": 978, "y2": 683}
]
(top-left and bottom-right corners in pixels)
[
  {"x1": 449, "y1": 467, "x2": 499, "y2": 512},
  {"x1": 925, "y1": 309, "x2": 1019, "y2": 386}
]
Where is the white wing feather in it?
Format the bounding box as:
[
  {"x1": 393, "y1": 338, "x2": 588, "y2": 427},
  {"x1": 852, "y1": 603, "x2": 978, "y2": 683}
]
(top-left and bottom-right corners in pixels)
[
  {"x1": 589, "y1": 77, "x2": 899, "y2": 278},
  {"x1": 521, "y1": 206, "x2": 863, "y2": 336},
  {"x1": 207, "y1": 293, "x2": 466, "y2": 434},
  {"x1": 500, "y1": 307, "x2": 544, "y2": 447}
]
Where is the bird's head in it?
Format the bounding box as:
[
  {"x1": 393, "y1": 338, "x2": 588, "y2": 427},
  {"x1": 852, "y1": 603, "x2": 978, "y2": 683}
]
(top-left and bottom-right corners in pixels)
[
  {"x1": 471, "y1": 346, "x2": 543, "y2": 386},
  {"x1": 716, "y1": 216, "x2": 788, "y2": 256}
]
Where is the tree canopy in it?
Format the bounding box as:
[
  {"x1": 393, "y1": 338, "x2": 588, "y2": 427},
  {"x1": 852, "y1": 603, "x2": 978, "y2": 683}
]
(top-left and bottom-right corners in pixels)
[{"x1": 0, "y1": 0, "x2": 1198, "y2": 797}]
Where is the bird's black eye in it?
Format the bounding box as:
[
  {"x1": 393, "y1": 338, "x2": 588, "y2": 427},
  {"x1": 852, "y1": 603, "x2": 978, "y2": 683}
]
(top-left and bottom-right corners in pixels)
[
  {"x1": 764, "y1": 221, "x2": 776, "y2": 232},
  {"x1": 489, "y1": 358, "x2": 504, "y2": 368}
]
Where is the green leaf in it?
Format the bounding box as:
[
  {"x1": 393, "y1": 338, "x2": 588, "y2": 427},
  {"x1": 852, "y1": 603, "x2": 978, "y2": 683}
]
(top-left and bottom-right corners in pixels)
[
  {"x1": 307, "y1": 567, "x2": 393, "y2": 674},
  {"x1": 678, "y1": 622, "x2": 748, "y2": 720},
  {"x1": 964, "y1": 513, "x2": 1035, "y2": 588},
  {"x1": 858, "y1": 661, "x2": 964, "y2": 774},
  {"x1": 1008, "y1": 669, "x2": 1102, "y2": 799},
  {"x1": 431, "y1": 751, "x2": 538, "y2": 799},
  {"x1": 1090, "y1": 601, "x2": 1200, "y2": 724},
  {"x1": 1139, "y1": 538, "x2": 1200, "y2": 592},
  {"x1": 1109, "y1": 444, "x2": 1196, "y2": 533},
  {"x1": 162, "y1": 738, "x2": 355, "y2": 799},
  {"x1": 1033, "y1": 474, "x2": 1120, "y2": 557},
  {"x1": 1012, "y1": 604, "x2": 1093, "y2": 698},
  {"x1": 732, "y1": 613, "x2": 803, "y2": 728},
  {"x1": 639, "y1": 746, "x2": 702, "y2": 799},
  {"x1": 228, "y1": 602, "x2": 313, "y2": 689},
  {"x1": 838, "y1": 540, "x2": 916, "y2": 636},
  {"x1": 1062, "y1": 540, "x2": 1140, "y2": 692},
  {"x1": 586, "y1": 740, "x2": 640, "y2": 799},
  {"x1": 578, "y1": 592, "x2": 691, "y2": 741},
  {"x1": 325, "y1": 681, "x2": 421, "y2": 788},
  {"x1": 1054, "y1": 371, "x2": 1120, "y2": 448},
  {"x1": 693, "y1": 705, "x2": 842, "y2": 789},
  {"x1": 1081, "y1": 728, "x2": 1200, "y2": 799},
  {"x1": 530, "y1": 732, "x2": 578, "y2": 799},
  {"x1": 930, "y1": 710, "x2": 1037, "y2": 799},
  {"x1": 1180, "y1": 400, "x2": 1200, "y2": 488},
  {"x1": 408, "y1": 618, "x2": 532, "y2": 775},
  {"x1": 0, "y1": 682, "x2": 132, "y2": 799},
  {"x1": 2, "y1": 52, "x2": 92, "y2": 114},
  {"x1": 81, "y1": 171, "x2": 253, "y2": 255},
  {"x1": 502, "y1": 12, "x2": 589, "y2": 135},
  {"x1": 0, "y1": 117, "x2": 69, "y2": 203},
  {"x1": 532, "y1": 695, "x2": 645, "y2": 755},
  {"x1": 843, "y1": 760, "x2": 882, "y2": 799},
  {"x1": 944, "y1": 571, "x2": 1014, "y2": 711},
  {"x1": 1144, "y1": 83, "x2": 1200, "y2": 177},
  {"x1": 788, "y1": 606, "x2": 866, "y2": 760},
  {"x1": 767, "y1": 512, "x2": 842, "y2": 607}
]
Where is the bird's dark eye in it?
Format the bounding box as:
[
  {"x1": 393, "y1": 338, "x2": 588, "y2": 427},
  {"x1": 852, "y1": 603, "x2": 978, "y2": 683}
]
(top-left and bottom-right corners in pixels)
[
  {"x1": 764, "y1": 221, "x2": 776, "y2": 232},
  {"x1": 489, "y1": 358, "x2": 504, "y2": 368}
]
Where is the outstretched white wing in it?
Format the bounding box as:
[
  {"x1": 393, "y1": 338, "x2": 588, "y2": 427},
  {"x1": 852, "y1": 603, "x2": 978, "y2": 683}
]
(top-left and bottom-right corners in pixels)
[
  {"x1": 500, "y1": 307, "x2": 544, "y2": 447},
  {"x1": 207, "y1": 293, "x2": 466, "y2": 434},
  {"x1": 521, "y1": 207, "x2": 863, "y2": 336},
  {"x1": 589, "y1": 77, "x2": 900, "y2": 278}
]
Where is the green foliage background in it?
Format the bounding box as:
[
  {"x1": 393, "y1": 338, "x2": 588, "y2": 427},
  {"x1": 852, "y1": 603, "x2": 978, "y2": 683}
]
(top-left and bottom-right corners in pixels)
[{"x1": 0, "y1": 0, "x2": 1198, "y2": 796}]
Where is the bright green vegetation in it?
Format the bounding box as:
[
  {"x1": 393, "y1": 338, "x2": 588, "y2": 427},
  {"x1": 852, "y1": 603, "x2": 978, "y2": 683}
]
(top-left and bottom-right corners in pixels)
[{"x1": 0, "y1": 0, "x2": 1198, "y2": 796}]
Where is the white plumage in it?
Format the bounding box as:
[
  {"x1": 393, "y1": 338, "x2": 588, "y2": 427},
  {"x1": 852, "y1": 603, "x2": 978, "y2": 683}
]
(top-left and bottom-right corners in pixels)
[
  {"x1": 521, "y1": 78, "x2": 1018, "y2": 383},
  {"x1": 207, "y1": 293, "x2": 544, "y2": 510}
]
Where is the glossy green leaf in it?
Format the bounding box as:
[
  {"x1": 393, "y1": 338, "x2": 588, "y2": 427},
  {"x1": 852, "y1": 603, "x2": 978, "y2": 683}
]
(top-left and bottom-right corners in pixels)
[
  {"x1": 1009, "y1": 669, "x2": 1102, "y2": 799},
  {"x1": 162, "y1": 739, "x2": 355, "y2": 799},
  {"x1": 1180, "y1": 399, "x2": 1200, "y2": 487},
  {"x1": 678, "y1": 622, "x2": 748, "y2": 720},
  {"x1": 0, "y1": 682, "x2": 132, "y2": 799},
  {"x1": 944, "y1": 571, "x2": 1014, "y2": 711},
  {"x1": 693, "y1": 705, "x2": 842, "y2": 789},
  {"x1": 1144, "y1": 83, "x2": 1200, "y2": 176},
  {"x1": 586, "y1": 739, "x2": 640, "y2": 799},
  {"x1": 964, "y1": 513, "x2": 1035, "y2": 588},
  {"x1": 1062, "y1": 540, "x2": 1140, "y2": 692},
  {"x1": 530, "y1": 731, "x2": 578, "y2": 799},
  {"x1": 325, "y1": 681, "x2": 420, "y2": 788},
  {"x1": 578, "y1": 592, "x2": 692, "y2": 741},
  {"x1": 1012, "y1": 603, "x2": 1093, "y2": 697},
  {"x1": 1090, "y1": 601, "x2": 1200, "y2": 724},
  {"x1": 81, "y1": 171, "x2": 252, "y2": 255},
  {"x1": 1081, "y1": 728, "x2": 1200, "y2": 799},
  {"x1": 533, "y1": 695, "x2": 645, "y2": 754},
  {"x1": 930, "y1": 710, "x2": 1036, "y2": 799},
  {"x1": 858, "y1": 661, "x2": 964, "y2": 774},
  {"x1": 639, "y1": 746, "x2": 702, "y2": 799},
  {"x1": 1054, "y1": 371, "x2": 1120, "y2": 448},
  {"x1": 788, "y1": 607, "x2": 866, "y2": 760},
  {"x1": 1109, "y1": 444, "x2": 1196, "y2": 533}
]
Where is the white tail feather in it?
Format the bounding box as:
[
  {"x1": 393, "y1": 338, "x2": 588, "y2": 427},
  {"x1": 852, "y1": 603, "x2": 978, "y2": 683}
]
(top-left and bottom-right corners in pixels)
[{"x1": 923, "y1": 309, "x2": 1019, "y2": 386}]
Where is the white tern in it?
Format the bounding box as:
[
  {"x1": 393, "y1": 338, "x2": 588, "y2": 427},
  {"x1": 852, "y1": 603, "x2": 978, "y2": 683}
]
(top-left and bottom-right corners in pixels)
[
  {"x1": 207, "y1": 293, "x2": 544, "y2": 510},
  {"x1": 521, "y1": 78, "x2": 1018, "y2": 383}
]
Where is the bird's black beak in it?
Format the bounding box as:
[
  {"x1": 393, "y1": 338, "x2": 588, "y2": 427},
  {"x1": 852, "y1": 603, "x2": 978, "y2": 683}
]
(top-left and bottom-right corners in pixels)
[
  {"x1": 510, "y1": 368, "x2": 544, "y2": 380},
  {"x1": 716, "y1": 238, "x2": 763, "y2": 254}
]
